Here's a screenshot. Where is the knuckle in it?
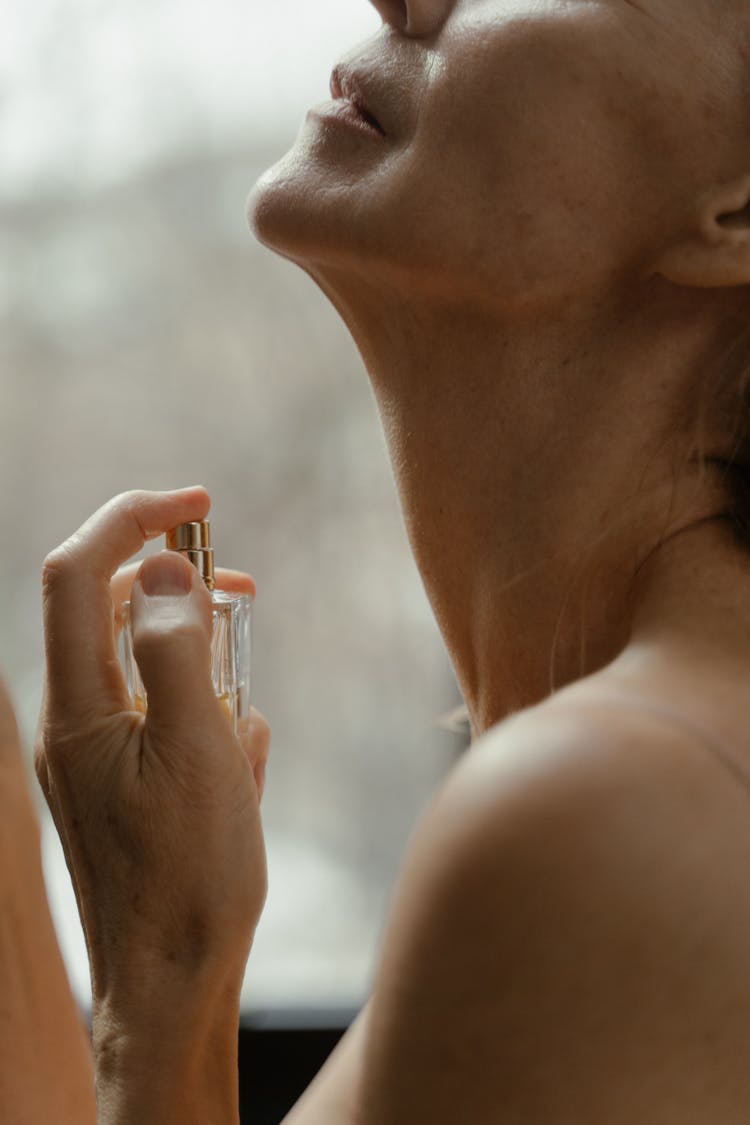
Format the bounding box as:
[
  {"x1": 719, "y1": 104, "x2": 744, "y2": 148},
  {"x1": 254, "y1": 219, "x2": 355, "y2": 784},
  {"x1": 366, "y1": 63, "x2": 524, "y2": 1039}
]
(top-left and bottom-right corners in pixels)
[
  {"x1": 115, "y1": 491, "x2": 155, "y2": 538},
  {"x1": 35, "y1": 710, "x2": 80, "y2": 764},
  {"x1": 41, "y1": 544, "x2": 77, "y2": 593},
  {"x1": 33, "y1": 746, "x2": 47, "y2": 785},
  {"x1": 109, "y1": 488, "x2": 149, "y2": 512},
  {"x1": 96, "y1": 491, "x2": 152, "y2": 544},
  {"x1": 33, "y1": 732, "x2": 52, "y2": 787}
]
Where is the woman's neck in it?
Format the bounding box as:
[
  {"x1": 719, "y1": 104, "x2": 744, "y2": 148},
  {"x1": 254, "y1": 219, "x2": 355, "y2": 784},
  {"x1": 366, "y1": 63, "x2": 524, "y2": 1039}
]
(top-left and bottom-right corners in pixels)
[{"x1": 311, "y1": 269, "x2": 746, "y2": 733}]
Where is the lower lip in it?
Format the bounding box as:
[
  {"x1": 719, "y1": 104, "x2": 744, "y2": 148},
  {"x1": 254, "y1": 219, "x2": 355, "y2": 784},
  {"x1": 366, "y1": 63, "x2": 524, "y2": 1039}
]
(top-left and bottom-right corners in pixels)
[{"x1": 307, "y1": 99, "x2": 385, "y2": 139}]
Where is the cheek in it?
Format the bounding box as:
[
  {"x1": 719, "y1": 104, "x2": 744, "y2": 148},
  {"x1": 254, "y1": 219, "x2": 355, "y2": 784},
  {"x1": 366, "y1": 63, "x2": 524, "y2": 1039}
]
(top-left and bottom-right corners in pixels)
[
  {"x1": 249, "y1": 9, "x2": 679, "y2": 312},
  {"x1": 377, "y1": 15, "x2": 659, "y2": 305},
  {"x1": 371, "y1": 111, "x2": 610, "y2": 305}
]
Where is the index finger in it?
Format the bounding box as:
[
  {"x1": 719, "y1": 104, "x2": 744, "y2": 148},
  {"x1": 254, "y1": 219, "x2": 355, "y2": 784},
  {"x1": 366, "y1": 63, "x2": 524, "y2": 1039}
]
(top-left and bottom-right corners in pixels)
[{"x1": 42, "y1": 487, "x2": 211, "y2": 719}]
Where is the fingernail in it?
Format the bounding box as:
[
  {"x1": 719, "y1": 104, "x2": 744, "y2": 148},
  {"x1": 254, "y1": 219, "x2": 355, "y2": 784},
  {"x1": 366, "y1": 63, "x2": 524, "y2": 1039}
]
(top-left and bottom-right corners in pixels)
[{"x1": 139, "y1": 553, "x2": 193, "y2": 596}]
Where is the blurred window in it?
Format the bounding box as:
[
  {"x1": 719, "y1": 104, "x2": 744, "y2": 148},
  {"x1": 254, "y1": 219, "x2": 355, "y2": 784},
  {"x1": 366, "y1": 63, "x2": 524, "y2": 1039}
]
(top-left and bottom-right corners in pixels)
[{"x1": 0, "y1": 0, "x2": 468, "y2": 1015}]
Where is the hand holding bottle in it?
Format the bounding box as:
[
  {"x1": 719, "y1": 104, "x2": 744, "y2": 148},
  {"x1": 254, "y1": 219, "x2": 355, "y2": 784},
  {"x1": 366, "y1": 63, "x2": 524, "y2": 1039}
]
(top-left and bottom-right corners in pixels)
[{"x1": 34, "y1": 488, "x2": 269, "y2": 1118}]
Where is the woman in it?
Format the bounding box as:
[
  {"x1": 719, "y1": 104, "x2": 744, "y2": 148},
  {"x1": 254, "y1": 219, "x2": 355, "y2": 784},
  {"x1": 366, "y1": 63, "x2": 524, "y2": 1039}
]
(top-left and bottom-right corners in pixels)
[{"x1": 23, "y1": 0, "x2": 750, "y2": 1119}]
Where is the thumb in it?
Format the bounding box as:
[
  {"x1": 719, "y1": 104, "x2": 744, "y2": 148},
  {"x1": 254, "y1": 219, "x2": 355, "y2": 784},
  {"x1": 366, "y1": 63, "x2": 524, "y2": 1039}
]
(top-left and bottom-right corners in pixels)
[{"x1": 130, "y1": 552, "x2": 220, "y2": 738}]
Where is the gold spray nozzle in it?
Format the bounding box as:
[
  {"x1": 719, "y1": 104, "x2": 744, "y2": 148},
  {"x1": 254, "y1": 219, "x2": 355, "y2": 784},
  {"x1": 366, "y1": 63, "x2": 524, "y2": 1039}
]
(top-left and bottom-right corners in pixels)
[{"x1": 166, "y1": 521, "x2": 215, "y2": 590}]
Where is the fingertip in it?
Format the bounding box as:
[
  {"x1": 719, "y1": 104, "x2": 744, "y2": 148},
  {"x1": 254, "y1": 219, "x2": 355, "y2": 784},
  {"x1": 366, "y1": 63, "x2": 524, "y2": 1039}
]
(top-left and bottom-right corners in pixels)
[
  {"x1": 214, "y1": 568, "x2": 257, "y2": 599},
  {"x1": 139, "y1": 487, "x2": 211, "y2": 538},
  {"x1": 131, "y1": 553, "x2": 213, "y2": 639},
  {"x1": 168, "y1": 484, "x2": 210, "y2": 502},
  {"x1": 164, "y1": 484, "x2": 208, "y2": 495}
]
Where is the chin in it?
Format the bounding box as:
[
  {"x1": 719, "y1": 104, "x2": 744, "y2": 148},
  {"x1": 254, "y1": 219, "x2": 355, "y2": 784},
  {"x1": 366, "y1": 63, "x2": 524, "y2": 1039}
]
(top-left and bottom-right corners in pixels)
[
  {"x1": 247, "y1": 156, "x2": 307, "y2": 262},
  {"x1": 247, "y1": 114, "x2": 407, "y2": 279},
  {"x1": 246, "y1": 138, "x2": 353, "y2": 268},
  {"x1": 246, "y1": 134, "x2": 471, "y2": 307}
]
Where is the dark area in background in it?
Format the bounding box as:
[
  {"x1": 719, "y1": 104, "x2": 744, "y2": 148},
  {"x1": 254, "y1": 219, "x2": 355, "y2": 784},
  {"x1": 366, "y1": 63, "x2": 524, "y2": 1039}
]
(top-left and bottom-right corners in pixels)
[{"x1": 239, "y1": 1011, "x2": 355, "y2": 1123}]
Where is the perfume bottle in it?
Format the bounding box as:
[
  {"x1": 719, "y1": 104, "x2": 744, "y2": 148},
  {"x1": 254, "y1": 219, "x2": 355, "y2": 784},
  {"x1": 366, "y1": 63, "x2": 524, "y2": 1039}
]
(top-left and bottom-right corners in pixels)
[{"x1": 119, "y1": 521, "x2": 253, "y2": 737}]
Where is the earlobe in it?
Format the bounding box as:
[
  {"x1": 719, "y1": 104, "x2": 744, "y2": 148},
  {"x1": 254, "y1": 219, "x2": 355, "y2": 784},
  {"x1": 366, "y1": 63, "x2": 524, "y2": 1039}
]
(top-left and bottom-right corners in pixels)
[{"x1": 654, "y1": 176, "x2": 750, "y2": 290}]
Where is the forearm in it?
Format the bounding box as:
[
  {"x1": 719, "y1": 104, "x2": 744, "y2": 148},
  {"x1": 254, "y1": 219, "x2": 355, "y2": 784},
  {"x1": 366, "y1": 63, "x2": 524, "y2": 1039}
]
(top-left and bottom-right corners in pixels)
[
  {"x1": 92, "y1": 976, "x2": 243, "y2": 1125},
  {"x1": 0, "y1": 773, "x2": 96, "y2": 1124}
]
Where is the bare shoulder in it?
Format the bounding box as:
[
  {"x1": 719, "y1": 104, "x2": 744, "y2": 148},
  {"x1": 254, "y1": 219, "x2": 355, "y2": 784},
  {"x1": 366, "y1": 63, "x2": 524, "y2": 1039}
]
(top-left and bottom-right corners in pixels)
[
  {"x1": 283, "y1": 702, "x2": 750, "y2": 1124},
  {"x1": 350, "y1": 702, "x2": 750, "y2": 1124}
]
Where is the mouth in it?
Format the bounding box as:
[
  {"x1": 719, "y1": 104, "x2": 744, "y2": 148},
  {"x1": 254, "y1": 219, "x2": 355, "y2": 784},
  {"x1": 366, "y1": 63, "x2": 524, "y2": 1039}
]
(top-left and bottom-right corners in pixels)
[{"x1": 329, "y1": 66, "x2": 386, "y2": 137}]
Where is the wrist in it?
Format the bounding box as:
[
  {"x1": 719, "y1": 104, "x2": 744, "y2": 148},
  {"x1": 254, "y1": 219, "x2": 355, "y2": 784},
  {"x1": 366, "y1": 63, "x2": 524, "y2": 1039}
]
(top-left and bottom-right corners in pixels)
[{"x1": 93, "y1": 982, "x2": 242, "y2": 1125}]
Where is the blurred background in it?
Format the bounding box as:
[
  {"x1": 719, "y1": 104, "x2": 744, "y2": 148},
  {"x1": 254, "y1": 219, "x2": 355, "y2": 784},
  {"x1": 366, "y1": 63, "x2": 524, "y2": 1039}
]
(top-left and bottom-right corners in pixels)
[{"x1": 0, "y1": 0, "x2": 469, "y2": 1032}]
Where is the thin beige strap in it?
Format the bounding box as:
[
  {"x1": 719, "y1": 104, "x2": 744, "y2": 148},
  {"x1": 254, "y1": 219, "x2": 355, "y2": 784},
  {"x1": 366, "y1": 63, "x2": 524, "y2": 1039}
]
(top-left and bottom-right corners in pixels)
[{"x1": 568, "y1": 692, "x2": 750, "y2": 801}]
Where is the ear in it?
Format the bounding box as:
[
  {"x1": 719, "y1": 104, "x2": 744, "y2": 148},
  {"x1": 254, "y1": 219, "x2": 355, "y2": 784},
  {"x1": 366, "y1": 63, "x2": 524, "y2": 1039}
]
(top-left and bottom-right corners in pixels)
[{"x1": 654, "y1": 176, "x2": 750, "y2": 289}]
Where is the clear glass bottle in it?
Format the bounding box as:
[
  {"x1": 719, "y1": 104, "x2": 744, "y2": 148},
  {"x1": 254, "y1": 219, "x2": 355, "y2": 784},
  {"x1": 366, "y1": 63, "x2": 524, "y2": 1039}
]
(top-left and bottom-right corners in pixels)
[{"x1": 119, "y1": 521, "x2": 253, "y2": 737}]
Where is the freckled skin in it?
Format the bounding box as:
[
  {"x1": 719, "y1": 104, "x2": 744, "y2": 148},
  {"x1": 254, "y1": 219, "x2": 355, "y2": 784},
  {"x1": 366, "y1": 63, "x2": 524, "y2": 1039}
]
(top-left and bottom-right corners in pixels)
[
  {"x1": 251, "y1": 0, "x2": 747, "y2": 311},
  {"x1": 251, "y1": 9, "x2": 750, "y2": 1111},
  {"x1": 250, "y1": 0, "x2": 750, "y2": 730}
]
